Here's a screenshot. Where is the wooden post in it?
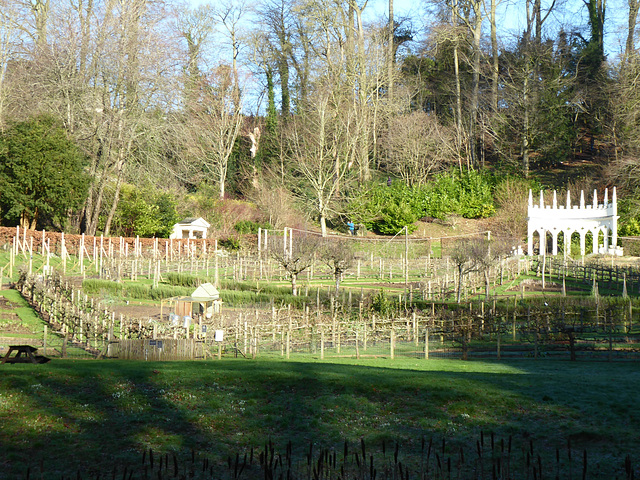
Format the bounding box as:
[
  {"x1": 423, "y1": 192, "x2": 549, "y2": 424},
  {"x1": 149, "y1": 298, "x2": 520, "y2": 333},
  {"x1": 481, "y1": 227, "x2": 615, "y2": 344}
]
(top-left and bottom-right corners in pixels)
[
  {"x1": 363, "y1": 322, "x2": 367, "y2": 351},
  {"x1": 286, "y1": 330, "x2": 291, "y2": 359},
  {"x1": 355, "y1": 331, "x2": 360, "y2": 359},
  {"x1": 424, "y1": 328, "x2": 429, "y2": 359},
  {"x1": 43, "y1": 325, "x2": 47, "y2": 356},
  {"x1": 320, "y1": 330, "x2": 325, "y2": 360},
  {"x1": 243, "y1": 319, "x2": 248, "y2": 356},
  {"x1": 405, "y1": 225, "x2": 409, "y2": 286},
  {"x1": 390, "y1": 329, "x2": 395, "y2": 359},
  {"x1": 28, "y1": 237, "x2": 33, "y2": 274},
  {"x1": 214, "y1": 239, "x2": 219, "y2": 287}
]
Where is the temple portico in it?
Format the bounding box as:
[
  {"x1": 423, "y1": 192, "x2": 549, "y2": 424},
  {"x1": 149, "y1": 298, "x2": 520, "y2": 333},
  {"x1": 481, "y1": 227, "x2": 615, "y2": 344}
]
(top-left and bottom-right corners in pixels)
[{"x1": 527, "y1": 188, "x2": 622, "y2": 257}]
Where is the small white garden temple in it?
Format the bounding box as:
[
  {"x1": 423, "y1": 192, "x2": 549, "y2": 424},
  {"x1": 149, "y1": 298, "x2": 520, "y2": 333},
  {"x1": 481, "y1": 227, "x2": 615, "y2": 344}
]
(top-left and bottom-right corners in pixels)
[
  {"x1": 527, "y1": 188, "x2": 622, "y2": 256},
  {"x1": 169, "y1": 217, "x2": 211, "y2": 240}
]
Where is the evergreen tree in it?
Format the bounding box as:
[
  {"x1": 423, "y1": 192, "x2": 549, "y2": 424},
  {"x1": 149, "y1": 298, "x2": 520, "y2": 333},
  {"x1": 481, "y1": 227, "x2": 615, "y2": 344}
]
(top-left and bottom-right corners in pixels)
[{"x1": 0, "y1": 114, "x2": 89, "y2": 230}]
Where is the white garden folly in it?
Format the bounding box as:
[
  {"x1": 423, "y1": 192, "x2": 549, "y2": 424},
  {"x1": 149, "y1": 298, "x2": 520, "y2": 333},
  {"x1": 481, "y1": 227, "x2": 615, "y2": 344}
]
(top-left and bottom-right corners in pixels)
[{"x1": 527, "y1": 188, "x2": 622, "y2": 257}]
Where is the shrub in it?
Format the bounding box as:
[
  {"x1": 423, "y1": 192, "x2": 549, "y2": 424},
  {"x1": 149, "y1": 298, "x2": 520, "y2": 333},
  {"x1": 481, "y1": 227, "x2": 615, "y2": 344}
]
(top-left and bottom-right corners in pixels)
[
  {"x1": 370, "y1": 203, "x2": 418, "y2": 235},
  {"x1": 345, "y1": 170, "x2": 497, "y2": 235},
  {"x1": 234, "y1": 220, "x2": 272, "y2": 234},
  {"x1": 103, "y1": 185, "x2": 179, "y2": 238},
  {"x1": 371, "y1": 289, "x2": 396, "y2": 318},
  {"x1": 219, "y1": 237, "x2": 241, "y2": 251}
]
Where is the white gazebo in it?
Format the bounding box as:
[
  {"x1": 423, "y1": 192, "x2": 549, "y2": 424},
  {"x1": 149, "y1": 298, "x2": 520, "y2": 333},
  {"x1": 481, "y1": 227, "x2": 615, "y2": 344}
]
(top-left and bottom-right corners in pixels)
[
  {"x1": 527, "y1": 188, "x2": 622, "y2": 257},
  {"x1": 169, "y1": 217, "x2": 210, "y2": 239}
]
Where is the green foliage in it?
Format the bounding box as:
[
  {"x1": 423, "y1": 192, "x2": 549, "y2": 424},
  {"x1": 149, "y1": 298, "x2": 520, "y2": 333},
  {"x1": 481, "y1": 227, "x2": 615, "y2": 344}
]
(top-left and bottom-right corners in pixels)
[
  {"x1": 619, "y1": 218, "x2": 640, "y2": 237},
  {"x1": 346, "y1": 170, "x2": 496, "y2": 234},
  {"x1": 82, "y1": 279, "x2": 192, "y2": 300},
  {"x1": 617, "y1": 199, "x2": 640, "y2": 237},
  {"x1": 219, "y1": 237, "x2": 241, "y2": 251},
  {"x1": 370, "y1": 203, "x2": 418, "y2": 235},
  {"x1": 0, "y1": 114, "x2": 89, "y2": 229},
  {"x1": 371, "y1": 289, "x2": 395, "y2": 318},
  {"x1": 164, "y1": 272, "x2": 202, "y2": 288},
  {"x1": 234, "y1": 220, "x2": 272, "y2": 234},
  {"x1": 430, "y1": 170, "x2": 496, "y2": 219},
  {"x1": 108, "y1": 185, "x2": 179, "y2": 238}
]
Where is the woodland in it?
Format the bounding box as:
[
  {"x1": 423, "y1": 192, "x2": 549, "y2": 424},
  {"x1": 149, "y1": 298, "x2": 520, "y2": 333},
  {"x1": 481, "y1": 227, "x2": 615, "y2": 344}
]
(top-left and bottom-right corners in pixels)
[{"x1": 0, "y1": 0, "x2": 638, "y2": 243}]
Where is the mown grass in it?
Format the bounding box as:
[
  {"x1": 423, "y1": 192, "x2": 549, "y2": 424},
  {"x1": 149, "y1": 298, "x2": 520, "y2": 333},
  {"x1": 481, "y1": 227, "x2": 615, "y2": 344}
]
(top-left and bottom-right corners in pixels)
[{"x1": 0, "y1": 357, "x2": 638, "y2": 478}]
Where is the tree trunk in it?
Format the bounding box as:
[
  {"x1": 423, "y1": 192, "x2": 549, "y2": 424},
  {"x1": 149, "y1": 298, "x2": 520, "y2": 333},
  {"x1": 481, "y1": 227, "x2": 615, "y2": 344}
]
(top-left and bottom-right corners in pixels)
[
  {"x1": 490, "y1": 0, "x2": 499, "y2": 112},
  {"x1": 219, "y1": 165, "x2": 226, "y2": 199},
  {"x1": 320, "y1": 214, "x2": 327, "y2": 238},
  {"x1": 388, "y1": 0, "x2": 394, "y2": 98},
  {"x1": 103, "y1": 166, "x2": 124, "y2": 236},
  {"x1": 484, "y1": 270, "x2": 490, "y2": 300},
  {"x1": 522, "y1": 70, "x2": 530, "y2": 178},
  {"x1": 469, "y1": 4, "x2": 482, "y2": 168},
  {"x1": 452, "y1": 0, "x2": 463, "y2": 172},
  {"x1": 625, "y1": 0, "x2": 640, "y2": 62},
  {"x1": 291, "y1": 272, "x2": 298, "y2": 296}
]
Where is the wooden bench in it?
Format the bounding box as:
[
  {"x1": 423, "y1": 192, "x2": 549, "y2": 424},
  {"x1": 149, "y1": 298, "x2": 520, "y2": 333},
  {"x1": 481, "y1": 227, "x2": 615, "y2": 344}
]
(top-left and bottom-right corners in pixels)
[{"x1": 1, "y1": 345, "x2": 50, "y2": 364}]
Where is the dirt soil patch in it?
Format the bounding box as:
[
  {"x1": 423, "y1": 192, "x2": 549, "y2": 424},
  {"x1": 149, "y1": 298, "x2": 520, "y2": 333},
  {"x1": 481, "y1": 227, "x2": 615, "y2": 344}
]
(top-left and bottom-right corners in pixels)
[
  {"x1": 110, "y1": 303, "x2": 164, "y2": 321},
  {"x1": 506, "y1": 278, "x2": 583, "y2": 293}
]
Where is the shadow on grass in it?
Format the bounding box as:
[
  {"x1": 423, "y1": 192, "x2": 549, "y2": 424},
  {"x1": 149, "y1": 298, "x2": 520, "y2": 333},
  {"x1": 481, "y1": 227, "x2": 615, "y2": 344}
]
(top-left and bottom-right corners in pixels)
[{"x1": 0, "y1": 358, "x2": 638, "y2": 478}]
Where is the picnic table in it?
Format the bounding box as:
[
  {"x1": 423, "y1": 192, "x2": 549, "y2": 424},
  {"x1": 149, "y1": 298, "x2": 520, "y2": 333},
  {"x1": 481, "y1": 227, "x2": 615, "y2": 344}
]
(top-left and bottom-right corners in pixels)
[{"x1": 1, "y1": 345, "x2": 50, "y2": 364}]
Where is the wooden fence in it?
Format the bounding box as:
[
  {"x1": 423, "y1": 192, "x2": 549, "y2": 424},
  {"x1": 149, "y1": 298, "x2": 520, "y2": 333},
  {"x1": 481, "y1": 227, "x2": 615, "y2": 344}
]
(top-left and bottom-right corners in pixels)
[{"x1": 113, "y1": 339, "x2": 204, "y2": 360}]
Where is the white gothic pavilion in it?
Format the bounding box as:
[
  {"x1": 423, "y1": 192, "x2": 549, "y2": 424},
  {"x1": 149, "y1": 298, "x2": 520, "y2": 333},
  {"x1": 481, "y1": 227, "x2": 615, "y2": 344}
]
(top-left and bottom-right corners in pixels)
[{"x1": 527, "y1": 188, "x2": 622, "y2": 257}]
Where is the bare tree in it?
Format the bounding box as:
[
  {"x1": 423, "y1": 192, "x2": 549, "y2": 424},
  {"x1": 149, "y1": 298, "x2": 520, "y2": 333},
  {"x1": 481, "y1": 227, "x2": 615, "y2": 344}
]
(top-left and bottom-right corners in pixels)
[
  {"x1": 0, "y1": 0, "x2": 23, "y2": 129},
  {"x1": 284, "y1": 87, "x2": 355, "y2": 236},
  {"x1": 244, "y1": 167, "x2": 297, "y2": 228},
  {"x1": 268, "y1": 233, "x2": 320, "y2": 295},
  {"x1": 213, "y1": 0, "x2": 253, "y2": 108},
  {"x1": 184, "y1": 65, "x2": 244, "y2": 200},
  {"x1": 450, "y1": 237, "x2": 509, "y2": 302},
  {"x1": 175, "y1": 3, "x2": 215, "y2": 99},
  {"x1": 383, "y1": 111, "x2": 456, "y2": 186},
  {"x1": 320, "y1": 239, "x2": 354, "y2": 295}
]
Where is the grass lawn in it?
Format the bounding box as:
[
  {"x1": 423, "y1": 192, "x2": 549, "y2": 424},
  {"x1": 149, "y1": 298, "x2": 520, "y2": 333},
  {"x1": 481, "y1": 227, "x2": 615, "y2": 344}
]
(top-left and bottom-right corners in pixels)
[{"x1": 0, "y1": 357, "x2": 638, "y2": 479}]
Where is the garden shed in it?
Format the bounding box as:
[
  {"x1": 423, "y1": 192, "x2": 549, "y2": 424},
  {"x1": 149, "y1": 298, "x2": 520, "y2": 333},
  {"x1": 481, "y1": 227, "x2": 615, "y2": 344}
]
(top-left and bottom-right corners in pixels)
[
  {"x1": 169, "y1": 217, "x2": 210, "y2": 239},
  {"x1": 163, "y1": 283, "x2": 222, "y2": 321}
]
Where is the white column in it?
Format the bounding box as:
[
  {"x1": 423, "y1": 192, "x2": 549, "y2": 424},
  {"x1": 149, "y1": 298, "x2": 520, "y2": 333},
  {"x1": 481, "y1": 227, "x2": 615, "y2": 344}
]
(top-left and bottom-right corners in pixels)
[
  {"x1": 551, "y1": 230, "x2": 558, "y2": 256},
  {"x1": 580, "y1": 231, "x2": 586, "y2": 256},
  {"x1": 592, "y1": 229, "x2": 599, "y2": 254}
]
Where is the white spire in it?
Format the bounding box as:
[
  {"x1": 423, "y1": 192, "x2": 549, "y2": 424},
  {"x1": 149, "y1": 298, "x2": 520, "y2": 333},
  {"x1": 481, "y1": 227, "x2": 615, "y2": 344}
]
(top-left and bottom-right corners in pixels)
[
  {"x1": 539, "y1": 190, "x2": 544, "y2": 208},
  {"x1": 580, "y1": 190, "x2": 585, "y2": 208},
  {"x1": 529, "y1": 189, "x2": 533, "y2": 206},
  {"x1": 604, "y1": 188, "x2": 608, "y2": 206},
  {"x1": 566, "y1": 190, "x2": 571, "y2": 208},
  {"x1": 593, "y1": 189, "x2": 598, "y2": 208},
  {"x1": 553, "y1": 190, "x2": 557, "y2": 208}
]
